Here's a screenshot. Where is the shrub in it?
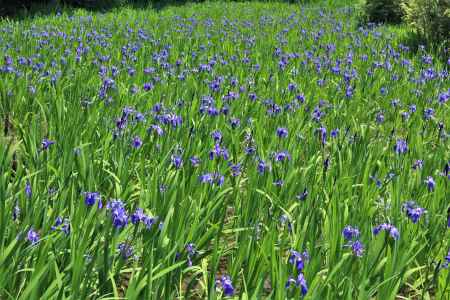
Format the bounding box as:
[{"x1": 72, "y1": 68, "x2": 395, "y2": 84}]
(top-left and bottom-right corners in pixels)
[
  {"x1": 402, "y1": 0, "x2": 450, "y2": 45},
  {"x1": 360, "y1": 0, "x2": 404, "y2": 24}
]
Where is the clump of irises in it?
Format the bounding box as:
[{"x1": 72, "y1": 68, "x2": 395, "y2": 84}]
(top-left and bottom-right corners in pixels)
[
  {"x1": 106, "y1": 200, "x2": 129, "y2": 229},
  {"x1": 285, "y1": 249, "x2": 309, "y2": 296},
  {"x1": 373, "y1": 223, "x2": 400, "y2": 240},
  {"x1": 342, "y1": 225, "x2": 364, "y2": 257},
  {"x1": 402, "y1": 201, "x2": 426, "y2": 223}
]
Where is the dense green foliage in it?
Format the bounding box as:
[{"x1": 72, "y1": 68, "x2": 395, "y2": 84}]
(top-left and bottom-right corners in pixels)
[
  {"x1": 0, "y1": 1, "x2": 449, "y2": 299},
  {"x1": 0, "y1": 0, "x2": 127, "y2": 16},
  {"x1": 359, "y1": 0, "x2": 404, "y2": 24},
  {"x1": 402, "y1": 0, "x2": 450, "y2": 46}
]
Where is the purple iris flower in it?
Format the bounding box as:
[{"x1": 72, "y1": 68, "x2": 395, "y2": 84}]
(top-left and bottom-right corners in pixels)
[
  {"x1": 106, "y1": 200, "x2": 128, "y2": 229},
  {"x1": 276, "y1": 127, "x2": 288, "y2": 138},
  {"x1": 25, "y1": 180, "x2": 32, "y2": 199},
  {"x1": 84, "y1": 192, "x2": 101, "y2": 207},
  {"x1": 394, "y1": 139, "x2": 408, "y2": 154},
  {"x1": 131, "y1": 208, "x2": 146, "y2": 224},
  {"x1": 274, "y1": 151, "x2": 291, "y2": 162},
  {"x1": 185, "y1": 243, "x2": 197, "y2": 267},
  {"x1": 218, "y1": 275, "x2": 234, "y2": 296},
  {"x1": 41, "y1": 138, "x2": 55, "y2": 150},
  {"x1": 351, "y1": 240, "x2": 364, "y2": 257},
  {"x1": 342, "y1": 225, "x2": 360, "y2": 241},
  {"x1": 412, "y1": 159, "x2": 423, "y2": 170},
  {"x1": 132, "y1": 136, "x2": 143, "y2": 148},
  {"x1": 190, "y1": 156, "x2": 201, "y2": 167},
  {"x1": 171, "y1": 155, "x2": 183, "y2": 169},
  {"x1": 27, "y1": 228, "x2": 40, "y2": 245},
  {"x1": 257, "y1": 160, "x2": 270, "y2": 174},
  {"x1": 424, "y1": 176, "x2": 435, "y2": 191},
  {"x1": 402, "y1": 201, "x2": 426, "y2": 223}
]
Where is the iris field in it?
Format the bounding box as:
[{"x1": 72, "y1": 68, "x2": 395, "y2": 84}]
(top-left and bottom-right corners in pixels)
[{"x1": 0, "y1": 1, "x2": 449, "y2": 299}]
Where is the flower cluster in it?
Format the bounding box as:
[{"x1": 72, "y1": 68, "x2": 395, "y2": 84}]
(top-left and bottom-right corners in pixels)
[
  {"x1": 373, "y1": 223, "x2": 400, "y2": 240},
  {"x1": 107, "y1": 200, "x2": 129, "y2": 229},
  {"x1": 286, "y1": 250, "x2": 309, "y2": 295},
  {"x1": 402, "y1": 201, "x2": 426, "y2": 223},
  {"x1": 342, "y1": 225, "x2": 364, "y2": 257}
]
